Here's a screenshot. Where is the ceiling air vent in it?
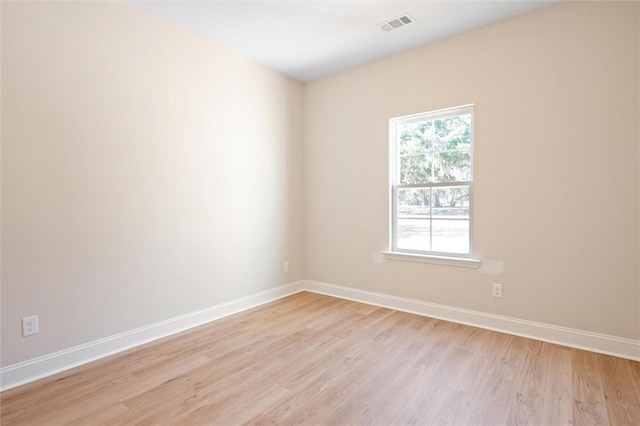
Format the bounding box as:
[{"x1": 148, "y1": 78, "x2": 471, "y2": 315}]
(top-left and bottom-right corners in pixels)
[{"x1": 380, "y1": 14, "x2": 414, "y2": 32}]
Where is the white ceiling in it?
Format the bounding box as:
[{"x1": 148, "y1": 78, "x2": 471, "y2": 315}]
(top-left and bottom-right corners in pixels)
[{"x1": 132, "y1": 1, "x2": 558, "y2": 82}]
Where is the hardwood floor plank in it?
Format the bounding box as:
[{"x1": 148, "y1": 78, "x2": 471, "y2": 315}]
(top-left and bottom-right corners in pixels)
[
  {"x1": 314, "y1": 317, "x2": 440, "y2": 425},
  {"x1": 339, "y1": 317, "x2": 458, "y2": 425},
  {"x1": 423, "y1": 327, "x2": 500, "y2": 426},
  {"x1": 439, "y1": 330, "x2": 537, "y2": 425},
  {"x1": 1, "y1": 291, "x2": 638, "y2": 426},
  {"x1": 506, "y1": 340, "x2": 546, "y2": 425},
  {"x1": 573, "y1": 349, "x2": 611, "y2": 425},
  {"x1": 270, "y1": 312, "x2": 419, "y2": 425},
  {"x1": 540, "y1": 344, "x2": 573, "y2": 425},
  {"x1": 398, "y1": 324, "x2": 480, "y2": 425},
  {"x1": 599, "y1": 355, "x2": 640, "y2": 425}
]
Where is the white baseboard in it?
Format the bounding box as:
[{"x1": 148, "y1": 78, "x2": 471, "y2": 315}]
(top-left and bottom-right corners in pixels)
[
  {"x1": 303, "y1": 280, "x2": 640, "y2": 362},
  {"x1": 0, "y1": 281, "x2": 305, "y2": 392},
  {"x1": 3, "y1": 278, "x2": 638, "y2": 392}
]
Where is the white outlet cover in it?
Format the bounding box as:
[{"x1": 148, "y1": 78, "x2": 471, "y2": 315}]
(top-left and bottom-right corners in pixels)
[
  {"x1": 492, "y1": 283, "x2": 503, "y2": 298},
  {"x1": 22, "y1": 315, "x2": 39, "y2": 336}
]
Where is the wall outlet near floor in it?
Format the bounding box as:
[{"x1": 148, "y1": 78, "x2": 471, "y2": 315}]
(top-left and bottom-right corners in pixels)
[
  {"x1": 22, "y1": 315, "x2": 39, "y2": 336},
  {"x1": 283, "y1": 262, "x2": 289, "y2": 273},
  {"x1": 492, "y1": 283, "x2": 503, "y2": 298}
]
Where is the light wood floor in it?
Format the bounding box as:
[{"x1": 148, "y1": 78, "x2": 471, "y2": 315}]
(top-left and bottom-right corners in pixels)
[{"x1": 2, "y1": 292, "x2": 639, "y2": 425}]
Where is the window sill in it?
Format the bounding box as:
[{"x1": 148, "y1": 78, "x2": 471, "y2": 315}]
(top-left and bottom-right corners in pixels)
[{"x1": 381, "y1": 251, "x2": 481, "y2": 269}]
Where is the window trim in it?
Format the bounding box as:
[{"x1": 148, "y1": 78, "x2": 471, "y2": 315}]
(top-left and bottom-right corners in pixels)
[
  {"x1": 381, "y1": 250, "x2": 481, "y2": 268},
  {"x1": 389, "y1": 104, "x2": 475, "y2": 259}
]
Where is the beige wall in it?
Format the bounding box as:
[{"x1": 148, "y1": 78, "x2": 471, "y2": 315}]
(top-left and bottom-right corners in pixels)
[
  {"x1": 303, "y1": 2, "x2": 640, "y2": 340},
  {"x1": 1, "y1": 2, "x2": 303, "y2": 366},
  {"x1": 2, "y1": 1, "x2": 638, "y2": 369}
]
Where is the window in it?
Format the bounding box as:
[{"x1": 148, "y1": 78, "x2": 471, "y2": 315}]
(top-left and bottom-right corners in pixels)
[{"x1": 390, "y1": 105, "x2": 473, "y2": 258}]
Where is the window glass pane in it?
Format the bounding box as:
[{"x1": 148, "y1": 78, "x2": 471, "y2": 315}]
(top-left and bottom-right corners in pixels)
[
  {"x1": 397, "y1": 188, "x2": 431, "y2": 251},
  {"x1": 391, "y1": 106, "x2": 473, "y2": 257},
  {"x1": 397, "y1": 188, "x2": 431, "y2": 217},
  {"x1": 400, "y1": 154, "x2": 432, "y2": 184},
  {"x1": 432, "y1": 220, "x2": 469, "y2": 254},
  {"x1": 433, "y1": 115, "x2": 471, "y2": 152},
  {"x1": 399, "y1": 121, "x2": 433, "y2": 155},
  {"x1": 397, "y1": 218, "x2": 431, "y2": 252},
  {"x1": 432, "y1": 150, "x2": 471, "y2": 183},
  {"x1": 432, "y1": 186, "x2": 469, "y2": 218}
]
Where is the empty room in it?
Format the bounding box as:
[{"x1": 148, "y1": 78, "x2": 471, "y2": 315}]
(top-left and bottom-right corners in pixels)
[{"x1": 1, "y1": 0, "x2": 639, "y2": 425}]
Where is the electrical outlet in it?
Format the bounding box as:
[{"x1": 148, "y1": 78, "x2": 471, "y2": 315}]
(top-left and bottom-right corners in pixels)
[
  {"x1": 22, "y1": 315, "x2": 39, "y2": 336},
  {"x1": 283, "y1": 262, "x2": 289, "y2": 273},
  {"x1": 492, "y1": 283, "x2": 503, "y2": 298}
]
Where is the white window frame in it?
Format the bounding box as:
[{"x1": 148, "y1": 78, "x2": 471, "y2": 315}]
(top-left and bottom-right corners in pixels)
[{"x1": 388, "y1": 104, "x2": 477, "y2": 265}]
